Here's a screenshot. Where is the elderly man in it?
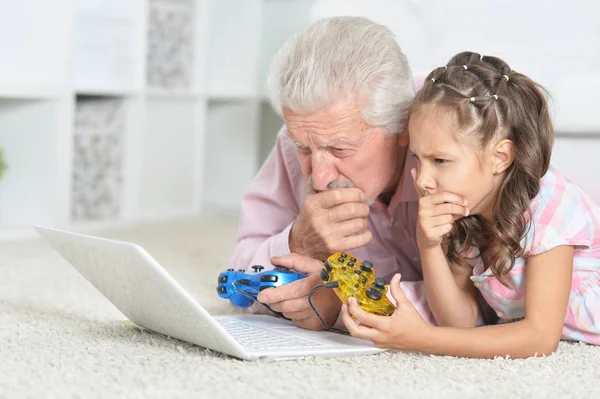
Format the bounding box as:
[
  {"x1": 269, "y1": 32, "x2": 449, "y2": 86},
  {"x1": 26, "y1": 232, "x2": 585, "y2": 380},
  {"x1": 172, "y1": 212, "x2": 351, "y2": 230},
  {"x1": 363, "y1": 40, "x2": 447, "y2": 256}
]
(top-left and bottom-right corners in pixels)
[{"x1": 227, "y1": 16, "x2": 433, "y2": 330}]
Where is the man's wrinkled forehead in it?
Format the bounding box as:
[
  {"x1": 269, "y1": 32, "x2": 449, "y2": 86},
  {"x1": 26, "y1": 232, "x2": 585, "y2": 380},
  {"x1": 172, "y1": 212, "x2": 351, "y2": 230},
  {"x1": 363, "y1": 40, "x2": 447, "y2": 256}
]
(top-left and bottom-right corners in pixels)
[
  {"x1": 282, "y1": 102, "x2": 370, "y2": 145},
  {"x1": 286, "y1": 129, "x2": 351, "y2": 148}
]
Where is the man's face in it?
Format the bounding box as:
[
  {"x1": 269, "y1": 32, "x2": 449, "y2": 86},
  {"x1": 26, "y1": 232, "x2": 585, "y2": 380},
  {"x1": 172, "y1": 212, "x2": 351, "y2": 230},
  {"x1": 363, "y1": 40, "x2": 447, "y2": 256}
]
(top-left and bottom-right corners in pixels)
[{"x1": 283, "y1": 101, "x2": 402, "y2": 203}]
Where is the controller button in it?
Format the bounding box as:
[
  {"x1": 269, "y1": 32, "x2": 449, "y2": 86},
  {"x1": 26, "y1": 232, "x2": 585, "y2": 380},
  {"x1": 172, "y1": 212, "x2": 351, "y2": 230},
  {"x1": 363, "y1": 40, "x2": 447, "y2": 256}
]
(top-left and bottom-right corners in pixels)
[
  {"x1": 375, "y1": 277, "x2": 386, "y2": 289},
  {"x1": 252, "y1": 265, "x2": 265, "y2": 272},
  {"x1": 354, "y1": 269, "x2": 361, "y2": 275},
  {"x1": 354, "y1": 284, "x2": 359, "y2": 288},
  {"x1": 218, "y1": 276, "x2": 228, "y2": 283},
  {"x1": 342, "y1": 266, "x2": 346, "y2": 270},
  {"x1": 259, "y1": 286, "x2": 269, "y2": 291},
  {"x1": 237, "y1": 269, "x2": 246, "y2": 273},
  {"x1": 274, "y1": 266, "x2": 288, "y2": 271},
  {"x1": 238, "y1": 278, "x2": 251, "y2": 285},
  {"x1": 340, "y1": 253, "x2": 347, "y2": 258},
  {"x1": 337, "y1": 257, "x2": 345, "y2": 263},
  {"x1": 324, "y1": 261, "x2": 332, "y2": 271},
  {"x1": 350, "y1": 257, "x2": 356, "y2": 262},
  {"x1": 320, "y1": 269, "x2": 330, "y2": 281},
  {"x1": 362, "y1": 277, "x2": 367, "y2": 284},
  {"x1": 227, "y1": 268, "x2": 234, "y2": 271},
  {"x1": 366, "y1": 287, "x2": 383, "y2": 301},
  {"x1": 260, "y1": 275, "x2": 278, "y2": 283},
  {"x1": 347, "y1": 262, "x2": 355, "y2": 267},
  {"x1": 217, "y1": 286, "x2": 227, "y2": 293}
]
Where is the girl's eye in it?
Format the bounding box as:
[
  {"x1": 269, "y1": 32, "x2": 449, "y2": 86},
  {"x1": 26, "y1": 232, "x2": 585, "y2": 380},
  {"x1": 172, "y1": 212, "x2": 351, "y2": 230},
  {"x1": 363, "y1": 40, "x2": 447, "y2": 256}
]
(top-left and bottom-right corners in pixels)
[{"x1": 434, "y1": 158, "x2": 448, "y2": 164}]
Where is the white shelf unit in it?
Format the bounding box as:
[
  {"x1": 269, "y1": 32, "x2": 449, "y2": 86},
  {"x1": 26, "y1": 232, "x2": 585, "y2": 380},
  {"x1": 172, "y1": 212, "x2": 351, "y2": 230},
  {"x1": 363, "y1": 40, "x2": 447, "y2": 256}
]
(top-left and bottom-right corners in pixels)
[{"x1": 0, "y1": 0, "x2": 313, "y2": 237}]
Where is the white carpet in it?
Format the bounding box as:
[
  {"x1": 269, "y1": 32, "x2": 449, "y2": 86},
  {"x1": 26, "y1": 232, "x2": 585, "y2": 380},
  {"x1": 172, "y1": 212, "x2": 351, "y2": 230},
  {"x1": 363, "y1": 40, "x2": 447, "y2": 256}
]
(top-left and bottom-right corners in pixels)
[{"x1": 1, "y1": 217, "x2": 600, "y2": 399}]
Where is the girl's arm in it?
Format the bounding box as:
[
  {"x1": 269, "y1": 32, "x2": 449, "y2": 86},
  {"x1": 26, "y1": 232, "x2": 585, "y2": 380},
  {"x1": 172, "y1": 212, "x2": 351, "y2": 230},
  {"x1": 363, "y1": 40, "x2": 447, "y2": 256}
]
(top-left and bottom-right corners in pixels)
[
  {"x1": 420, "y1": 245, "x2": 574, "y2": 358},
  {"x1": 421, "y1": 245, "x2": 479, "y2": 327}
]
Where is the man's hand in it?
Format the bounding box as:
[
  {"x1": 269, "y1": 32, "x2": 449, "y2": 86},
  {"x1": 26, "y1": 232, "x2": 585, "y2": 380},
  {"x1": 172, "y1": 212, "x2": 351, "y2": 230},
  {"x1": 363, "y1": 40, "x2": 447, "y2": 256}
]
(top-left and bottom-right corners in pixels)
[
  {"x1": 256, "y1": 254, "x2": 342, "y2": 330},
  {"x1": 289, "y1": 188, "x2": 372, "y2": 260}
]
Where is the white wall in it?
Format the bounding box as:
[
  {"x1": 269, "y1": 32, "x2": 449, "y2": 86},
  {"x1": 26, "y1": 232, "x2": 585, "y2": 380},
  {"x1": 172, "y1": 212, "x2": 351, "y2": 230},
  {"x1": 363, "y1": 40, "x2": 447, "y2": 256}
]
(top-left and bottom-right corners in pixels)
[
  {"x1": 310, "y1": 0, "x2": 600, "y2": 133},
  {"x1": 309, "y1": 0, "x2": 600, "y2": 201}
]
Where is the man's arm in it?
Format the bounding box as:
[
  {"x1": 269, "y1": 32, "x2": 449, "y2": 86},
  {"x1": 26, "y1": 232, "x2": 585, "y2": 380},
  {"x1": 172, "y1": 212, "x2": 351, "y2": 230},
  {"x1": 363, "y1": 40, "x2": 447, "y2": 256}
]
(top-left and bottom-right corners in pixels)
[{"x1": 227, "y1": 126, "x2": 304, "y2": 271}]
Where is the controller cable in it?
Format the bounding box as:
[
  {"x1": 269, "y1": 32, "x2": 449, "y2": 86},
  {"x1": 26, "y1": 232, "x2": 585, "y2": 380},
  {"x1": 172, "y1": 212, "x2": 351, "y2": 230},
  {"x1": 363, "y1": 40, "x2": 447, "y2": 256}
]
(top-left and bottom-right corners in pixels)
[
  {"x1": 231, "y1": 281, "x2": 290, "y2": 321},
  {"x1": 307, "y1": 281, "x2": 349, "y2": 335},
  {"x1": 231, "y1": 280, "x2": 349, "y2": 335}
]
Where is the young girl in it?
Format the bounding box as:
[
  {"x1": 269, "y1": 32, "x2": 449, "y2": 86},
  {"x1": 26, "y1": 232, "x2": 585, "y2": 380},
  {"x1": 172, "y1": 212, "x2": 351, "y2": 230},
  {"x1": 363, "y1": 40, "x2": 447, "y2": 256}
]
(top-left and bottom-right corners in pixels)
[{"x1": 341, "y1": 51, "x2": 600, "y2": 358}]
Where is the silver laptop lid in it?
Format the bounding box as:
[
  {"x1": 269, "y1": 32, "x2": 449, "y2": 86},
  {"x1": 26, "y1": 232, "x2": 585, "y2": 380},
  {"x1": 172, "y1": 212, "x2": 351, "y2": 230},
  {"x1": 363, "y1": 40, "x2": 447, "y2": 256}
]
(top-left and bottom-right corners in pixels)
[{"x1": 35, "y1": 226, "x2": 249, "y2": 359}]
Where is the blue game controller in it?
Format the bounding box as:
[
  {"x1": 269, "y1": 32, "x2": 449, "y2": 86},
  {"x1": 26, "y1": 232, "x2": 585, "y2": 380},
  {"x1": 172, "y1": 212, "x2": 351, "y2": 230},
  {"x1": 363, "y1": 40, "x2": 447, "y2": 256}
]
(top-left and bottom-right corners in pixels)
[{"x1": 217, "y1": 265, "x2": 306, "y2": 308}]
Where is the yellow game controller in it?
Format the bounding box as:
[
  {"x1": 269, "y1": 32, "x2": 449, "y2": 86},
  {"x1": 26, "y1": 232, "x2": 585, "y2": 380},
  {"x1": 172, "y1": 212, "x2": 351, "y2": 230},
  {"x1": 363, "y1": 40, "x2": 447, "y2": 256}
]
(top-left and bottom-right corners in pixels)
[{"x1": 320, "y1": 252, "x2": 396, "y2": 316}]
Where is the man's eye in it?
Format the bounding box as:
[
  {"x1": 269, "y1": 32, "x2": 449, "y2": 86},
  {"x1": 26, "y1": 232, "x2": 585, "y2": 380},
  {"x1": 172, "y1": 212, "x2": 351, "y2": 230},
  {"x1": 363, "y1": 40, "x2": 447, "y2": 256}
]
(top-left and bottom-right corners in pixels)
[
  {"x1": 434, "y1": 158, "x2": 448, "y2": 164},
  {"x1": 331, "y1": 148, "x2": 350, "y2": 156}
]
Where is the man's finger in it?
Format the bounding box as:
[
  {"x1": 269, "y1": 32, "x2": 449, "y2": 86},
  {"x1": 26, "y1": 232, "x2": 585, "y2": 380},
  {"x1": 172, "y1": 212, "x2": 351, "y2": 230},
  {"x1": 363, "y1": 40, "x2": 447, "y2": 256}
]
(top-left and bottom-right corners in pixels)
[
  {"x1": 270, "y1": 253, "x2": 323, "y2": 274},
  {"x1": 315, "y1": 188, "x2": 366, "y2": 209},
  {"x1": 257, "y1": 275, "x2": 317, "y2": 304},
  {"x1": 328, "y1": 201, "x2": 370, "y2": 222},
  {"x1": 282, "y1": 309, "x2": 315, "y2": 322},
  {"x1": 340, "y1": 229, "x2": 373, "y2": 249},
  {"x1": 333, "y1": 217, "x2": 369, "y2": 237},
  {"x1": 268, "y1": 297, "x2": 310, "y2": 314}
]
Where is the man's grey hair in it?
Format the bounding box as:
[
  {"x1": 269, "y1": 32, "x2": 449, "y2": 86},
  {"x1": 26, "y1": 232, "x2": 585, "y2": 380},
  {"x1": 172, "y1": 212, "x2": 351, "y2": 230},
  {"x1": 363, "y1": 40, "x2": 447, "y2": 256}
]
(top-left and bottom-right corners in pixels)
[{"x1": 266, "y1": 16, "x2": 414, "y2": 135}]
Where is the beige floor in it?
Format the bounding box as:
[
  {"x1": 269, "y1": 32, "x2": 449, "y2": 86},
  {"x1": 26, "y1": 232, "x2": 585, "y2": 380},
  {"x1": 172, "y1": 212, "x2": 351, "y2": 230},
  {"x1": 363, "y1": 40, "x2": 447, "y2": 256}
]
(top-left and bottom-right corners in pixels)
[{"x1": 1, "y1": 217, "x2": 599, "y2": 398}]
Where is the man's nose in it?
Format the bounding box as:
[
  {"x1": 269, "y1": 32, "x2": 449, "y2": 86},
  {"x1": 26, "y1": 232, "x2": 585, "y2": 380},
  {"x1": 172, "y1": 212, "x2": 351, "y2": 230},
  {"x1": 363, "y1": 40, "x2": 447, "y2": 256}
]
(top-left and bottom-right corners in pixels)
[{"x1": 311, "y1": 155, "x2": 338, "y2": 191}]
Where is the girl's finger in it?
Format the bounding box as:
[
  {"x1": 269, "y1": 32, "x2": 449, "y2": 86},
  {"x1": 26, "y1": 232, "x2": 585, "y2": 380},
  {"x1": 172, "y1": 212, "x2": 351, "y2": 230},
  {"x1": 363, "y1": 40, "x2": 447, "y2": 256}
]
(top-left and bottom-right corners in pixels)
[{"x1": 420, "y1": 192, "x2": 468, "y2": 206}]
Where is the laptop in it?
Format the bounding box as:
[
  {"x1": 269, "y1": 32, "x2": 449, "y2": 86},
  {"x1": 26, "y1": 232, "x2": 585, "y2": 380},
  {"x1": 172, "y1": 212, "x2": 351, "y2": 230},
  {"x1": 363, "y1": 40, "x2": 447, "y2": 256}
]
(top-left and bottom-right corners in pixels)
[{"x1": 36, "y1": 226, "x2": 386, "y2": 361}]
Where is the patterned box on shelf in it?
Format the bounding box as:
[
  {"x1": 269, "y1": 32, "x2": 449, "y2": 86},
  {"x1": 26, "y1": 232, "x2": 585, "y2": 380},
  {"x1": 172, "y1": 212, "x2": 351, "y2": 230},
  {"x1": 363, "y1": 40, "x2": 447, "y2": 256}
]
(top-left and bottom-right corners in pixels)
[
  {"x1": 146, "y1": 0, "x2": 194, "y2": 90},
  {"x1": 72, "y1": 98, "x2": 124, "y2": 221}
]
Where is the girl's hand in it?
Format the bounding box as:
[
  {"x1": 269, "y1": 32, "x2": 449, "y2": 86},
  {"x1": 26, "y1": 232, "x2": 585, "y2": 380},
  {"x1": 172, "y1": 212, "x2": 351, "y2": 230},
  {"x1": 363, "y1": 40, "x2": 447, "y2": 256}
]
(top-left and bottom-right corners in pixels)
[
  {"x1": 411, "y1": 168, "x2": 469, "y2": 250},
  {"x1": 341, "y1": 274, "x2": 434, "y2": 351}
]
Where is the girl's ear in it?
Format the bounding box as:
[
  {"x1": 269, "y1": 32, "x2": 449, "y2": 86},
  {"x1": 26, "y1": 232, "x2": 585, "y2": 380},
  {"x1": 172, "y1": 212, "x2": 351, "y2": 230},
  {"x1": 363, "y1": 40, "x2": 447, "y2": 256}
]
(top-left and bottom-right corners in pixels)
[{"x1": 491, "y1": 139, "x2": 514, "y2": 175}]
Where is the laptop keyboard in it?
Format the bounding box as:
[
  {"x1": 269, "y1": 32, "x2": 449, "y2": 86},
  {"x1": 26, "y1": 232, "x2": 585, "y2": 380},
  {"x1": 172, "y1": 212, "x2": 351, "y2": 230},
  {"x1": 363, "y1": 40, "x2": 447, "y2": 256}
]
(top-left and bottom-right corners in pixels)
[{"x1": 217, "y1": 319, "x2": 327, "y2": 351}]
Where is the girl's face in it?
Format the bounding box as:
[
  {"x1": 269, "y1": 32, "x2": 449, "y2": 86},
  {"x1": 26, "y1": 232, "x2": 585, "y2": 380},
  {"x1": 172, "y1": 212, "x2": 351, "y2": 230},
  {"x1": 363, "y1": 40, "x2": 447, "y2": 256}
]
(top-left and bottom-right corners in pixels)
[{"x1": 408, "y1": 106, "x2": 504, "y2": 220}]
